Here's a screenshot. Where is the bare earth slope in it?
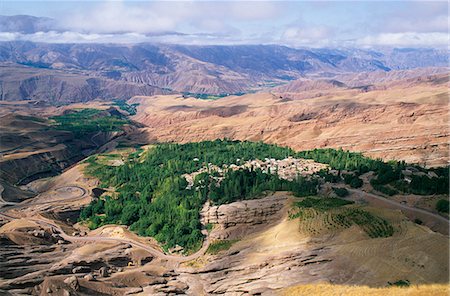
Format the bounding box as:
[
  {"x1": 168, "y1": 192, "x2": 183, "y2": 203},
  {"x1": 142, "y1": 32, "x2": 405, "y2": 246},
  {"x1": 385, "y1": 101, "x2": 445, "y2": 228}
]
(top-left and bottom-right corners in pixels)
[{"x1": 130, "y1": 73, "x2": 449, "y2": 167}]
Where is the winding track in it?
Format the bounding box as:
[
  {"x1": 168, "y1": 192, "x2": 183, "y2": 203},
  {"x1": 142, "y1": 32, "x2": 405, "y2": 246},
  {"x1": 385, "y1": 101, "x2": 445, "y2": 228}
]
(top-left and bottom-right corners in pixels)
[
  {"x1": 1, "y1": 181, "x2": 446, "y2": 264},
  {"x1": 0, "y1": 185, "x2": 210, "y2": 263},
  {"x1": 348, "y1": 188, "x2": 449, "y2": 224},
  {"x1": 347, "y1": 187, "x2": 449, "y2": 235}
]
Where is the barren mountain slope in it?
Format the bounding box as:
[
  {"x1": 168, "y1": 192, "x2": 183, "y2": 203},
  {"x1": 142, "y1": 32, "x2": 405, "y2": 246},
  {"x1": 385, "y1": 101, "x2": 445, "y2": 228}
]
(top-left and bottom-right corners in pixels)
[
  {"x1": 131, "y1": 75, "x2": 449, "y2": 167},
  {"x1": 1, "y1": 41, "x2": 448, "y2": 100},
  {"x1": 0, "y1": 64, "x2": 170, "y2": 102}
]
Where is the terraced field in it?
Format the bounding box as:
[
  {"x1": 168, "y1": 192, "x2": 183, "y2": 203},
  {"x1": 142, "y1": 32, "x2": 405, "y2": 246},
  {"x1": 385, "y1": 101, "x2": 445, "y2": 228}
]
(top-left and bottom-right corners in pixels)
[{"x1": 290, "y1": 197, "x2": 403, "y2": 239}]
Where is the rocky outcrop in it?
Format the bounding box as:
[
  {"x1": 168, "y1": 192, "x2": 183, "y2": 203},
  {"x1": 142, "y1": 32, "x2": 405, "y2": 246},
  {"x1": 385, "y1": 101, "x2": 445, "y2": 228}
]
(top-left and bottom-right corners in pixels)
[
  {"x1": 201, "y1": 194, "x2": 288, "y2": 240},
  {"x1": 186, "y1": 247, "x2": 333, "y2": 295}
]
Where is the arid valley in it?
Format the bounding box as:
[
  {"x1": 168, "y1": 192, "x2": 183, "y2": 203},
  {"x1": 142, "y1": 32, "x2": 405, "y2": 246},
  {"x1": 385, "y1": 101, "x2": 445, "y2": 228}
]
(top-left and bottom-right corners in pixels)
[{"x1": 0, "y1": 2, "x2": 449, "y2": 296}]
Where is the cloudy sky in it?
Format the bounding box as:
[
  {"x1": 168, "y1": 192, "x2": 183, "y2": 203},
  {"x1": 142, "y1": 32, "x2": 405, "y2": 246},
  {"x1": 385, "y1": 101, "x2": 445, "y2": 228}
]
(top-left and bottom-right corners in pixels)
[{"x1": 0, "y1": 0, "x2": 448, "y2": 47}]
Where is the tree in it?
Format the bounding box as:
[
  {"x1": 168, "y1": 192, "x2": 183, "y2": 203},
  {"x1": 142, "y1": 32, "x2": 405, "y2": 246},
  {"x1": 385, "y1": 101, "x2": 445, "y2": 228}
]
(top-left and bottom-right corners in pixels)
[{"x1": 436, "y1": 199, "x2": 449, "y2": 213}]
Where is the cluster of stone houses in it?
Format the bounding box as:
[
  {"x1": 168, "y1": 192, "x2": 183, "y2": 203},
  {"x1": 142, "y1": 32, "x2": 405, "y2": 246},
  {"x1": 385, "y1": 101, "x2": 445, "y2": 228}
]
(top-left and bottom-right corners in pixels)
[{"x1": 183, "y1": 157, "x2": 328, "y2": 189}]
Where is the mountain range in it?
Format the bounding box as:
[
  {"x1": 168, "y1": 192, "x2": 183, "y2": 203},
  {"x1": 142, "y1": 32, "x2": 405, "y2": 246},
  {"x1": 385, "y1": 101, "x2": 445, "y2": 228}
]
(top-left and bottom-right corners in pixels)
[{"x1": 0, "y1": 39, "x2": 448, "y2": 102}]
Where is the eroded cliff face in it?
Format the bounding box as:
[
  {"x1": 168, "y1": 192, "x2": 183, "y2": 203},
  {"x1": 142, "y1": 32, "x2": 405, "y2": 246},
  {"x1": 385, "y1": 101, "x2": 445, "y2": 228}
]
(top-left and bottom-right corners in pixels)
[
  {"x1": 130, "y1": 74, "x2": 449, "y2": 167},
  {"x1": 201, "y1": 194, "x2": 288, "y2": 240}
]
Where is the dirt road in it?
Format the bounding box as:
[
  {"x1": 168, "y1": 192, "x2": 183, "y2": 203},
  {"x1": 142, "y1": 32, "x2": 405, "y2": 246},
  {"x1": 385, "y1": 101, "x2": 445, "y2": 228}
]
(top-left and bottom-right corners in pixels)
[
  {"x1": 0, "y1": 184, "x2": 210, "y2": 263},
  {"x1": 348, "y1": 188, "x2": 449, "y2": 235}
]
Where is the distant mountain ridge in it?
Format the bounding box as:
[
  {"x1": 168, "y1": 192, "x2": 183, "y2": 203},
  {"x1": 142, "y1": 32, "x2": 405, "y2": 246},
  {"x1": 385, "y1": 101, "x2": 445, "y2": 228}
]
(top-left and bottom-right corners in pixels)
[{"x1": 0, "y1": 40, "x2": 448, "y2": 102}]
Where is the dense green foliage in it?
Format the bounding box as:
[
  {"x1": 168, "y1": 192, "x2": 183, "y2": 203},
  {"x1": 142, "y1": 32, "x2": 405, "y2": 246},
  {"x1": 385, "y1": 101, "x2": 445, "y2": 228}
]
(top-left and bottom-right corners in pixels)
[
  {"x1": 371, "y1": 183, "x2": 398, "y2": 196},
  {"x1": 80, "y1": 140, "x2": 307, "y2": 251},
  {"x1": 317, "y1": 170, "x2": 342, "y2": 183},
  {"x1": 298, "y1": 148, "x2": 448, "y2": 195},
  {"x1": 332, "y1": 187, "x2": 349, "y2": 197},
  {"x1": 113, "y1": 100, "x2": 139, "y2": 115},
  {"x1": 293, "y1": 197, "x2": 353, "y2": 212},
  {"x1": 206, "y1": 239, "x2": 239, "y2": 255},
  {"x1": 297, "y1": 148, "x2": 383, "y2": 173},
  {"x1": 393, "y1": 174, "x2": 449, "y2": 195},
  {"x1": 50, "y1": 108, "x2": 128, "y2": 136},
  {"x1": 436, "y1": 199, "x2": 449, "y2": 213},
  {"x1": 343, "y1": 174, "x2": 363, "y2": 188},
  {"x1": 80, "y1": 140, "x2": 445, "y2": 252},
  {"x1": 203, "y1": 168, "x2": 318, "y2": 205}
]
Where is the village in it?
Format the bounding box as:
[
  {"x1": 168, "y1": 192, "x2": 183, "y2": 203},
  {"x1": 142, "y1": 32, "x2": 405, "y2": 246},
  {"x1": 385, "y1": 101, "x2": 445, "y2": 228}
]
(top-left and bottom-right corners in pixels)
[{"x1": 183, "y1": 157, "x2": 329, "y2": 190}]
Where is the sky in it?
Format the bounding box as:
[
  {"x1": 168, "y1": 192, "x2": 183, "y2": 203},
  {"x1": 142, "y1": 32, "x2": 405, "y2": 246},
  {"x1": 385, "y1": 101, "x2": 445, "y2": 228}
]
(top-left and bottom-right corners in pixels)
[{"x1": 0, "y1": 0, "x2": 448, "y2": 48}]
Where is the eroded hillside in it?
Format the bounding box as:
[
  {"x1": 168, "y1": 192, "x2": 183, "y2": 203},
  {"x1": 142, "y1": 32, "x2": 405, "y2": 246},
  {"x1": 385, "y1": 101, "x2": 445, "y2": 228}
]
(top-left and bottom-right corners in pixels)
[
  {"x1": 130, "y1": 73, "x2": 449, "y2": 167},
  {"x1": 0, "y1": 141, "x2": 448, "y2": 295}
]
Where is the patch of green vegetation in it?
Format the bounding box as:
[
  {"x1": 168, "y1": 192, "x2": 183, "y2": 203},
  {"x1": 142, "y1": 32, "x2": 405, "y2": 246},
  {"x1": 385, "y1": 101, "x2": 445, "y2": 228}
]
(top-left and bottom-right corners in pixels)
[
  {"x1": 413, "y1": 218, "x2": 423, "y2": 225},
  {"x1": 295, "y1": 197, "x2": 353, "y2": 211},
  {"x1": 436, "y1": 199, "x2": 449, "y2": 213},
  {"x1": 203, "y1": 168, "x2": 319, "y2": 205},
  {"x1": 127, "y1": 148, "x2": 144, "y2": 160},
  {"x1": 79, "y1": 140, "x2": 310, "y2": 252},
  {"x1": 343, "y1": 174, "x2": 363, "y2": 188},
  {"x1": 206, "y1": 239, "x2": 238, "y2": 255},
  {"x1": 113, "y1": 100, "x2": 139, "y2": 115},
  {"x1": 298, "y1": 148, "x2": 448, "y2": 195},
  {"x1": 205, "y1": 223, "x2": 214, "y2": 233},
  {"x1": 50, "y1": 108, "x2": 128, "y2": 136},
  {"x1": 335, "y1": 208, "x2": 394, "y2": 238},
  {"x1": 16, "y1": 114, "x2": 48, "y2": 123},
  {"x1": 392, "y1": 173, "x2": 449, "y2": 195},
  {"x1": 332, "y1": 187, "x2": 349, "y2": 197},
  {"x1": 371, "y1": 183, "x2": 398, "y2": 196},
  {"x1": 317, "y1": 170, "x2": 342, "y2": 183},
  {"x1": 101, "y1": 153, "x2": 121, "y2": 159},
  {"x1": 388, "y1": 280, "x2": 410, "y2": 287},
  {"x1": 296, "y1": 148, "x2": 383, "y2": 173},
  {"x1": 182, "y1": 92, "x2": 246, "y2": 100},
  {"x1": 79, "y1": 140, "x2": 435, "y2": 252},
  {"x1": 291, "y1": 197, "x2": 393, "y2": 238}
]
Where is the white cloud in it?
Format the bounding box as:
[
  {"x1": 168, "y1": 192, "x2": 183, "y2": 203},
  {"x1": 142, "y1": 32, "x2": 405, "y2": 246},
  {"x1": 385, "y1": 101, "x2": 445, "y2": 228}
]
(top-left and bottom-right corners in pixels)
[
  {"x1": 2, "y1": 30, "x2": 448, "y2": 48},
  {"x1": 0, "y1": 31, "x2": 149, "y2": 43},
  {"x1": 279, "y1": 25, "x2": 335, "y2": 47},
  {"x1": 0, "y1": 2, "x2": 447, "y2": 48},
  {"x1": 62, "y1": 2, "x2": 178, "y2": 34},
  {"x1": 0, "y1": 30, "x2": 257, "y2": 45},
  {"x1": 356, "y1": 32, "x2": 449, "y2": 47},
  {"x1": 57, "y1": 1, "x2": 282, "y2": 35}
]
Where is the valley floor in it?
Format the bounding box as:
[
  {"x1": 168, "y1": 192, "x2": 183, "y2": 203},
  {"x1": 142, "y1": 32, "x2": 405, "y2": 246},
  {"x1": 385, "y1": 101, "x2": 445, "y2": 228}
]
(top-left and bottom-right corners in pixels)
[{"x1": 0, "y1": 164, "x2": 448, "y2": 295}]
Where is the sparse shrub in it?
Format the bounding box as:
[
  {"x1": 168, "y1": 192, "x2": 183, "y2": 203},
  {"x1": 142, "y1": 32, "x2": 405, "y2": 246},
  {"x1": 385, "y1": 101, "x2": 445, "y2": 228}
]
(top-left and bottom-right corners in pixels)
[
  {"x1": 205, "y1": 223, "x2": 214, "y2": 233},
  {"x1": 113, "y1": 100, "x2": 139, "y2": 115},
  {"x1": 344, "y1": 174, "x2": 363, "y2": 188},
  {"x1": 371, "y1": 182, "x2": 398, "y2": 196},
  {"x1": 436, "y1": 199, "x2": 449, "y2": 213},
  {"x1": 332, "y1": 187, "x2": 349, "y2": 197},
  {"x1": 388, "y1": 280, "x2": 410, "y2": 287},
  {"x1": 206, "y1": 240, "x2": 238, "y2": 255}
]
